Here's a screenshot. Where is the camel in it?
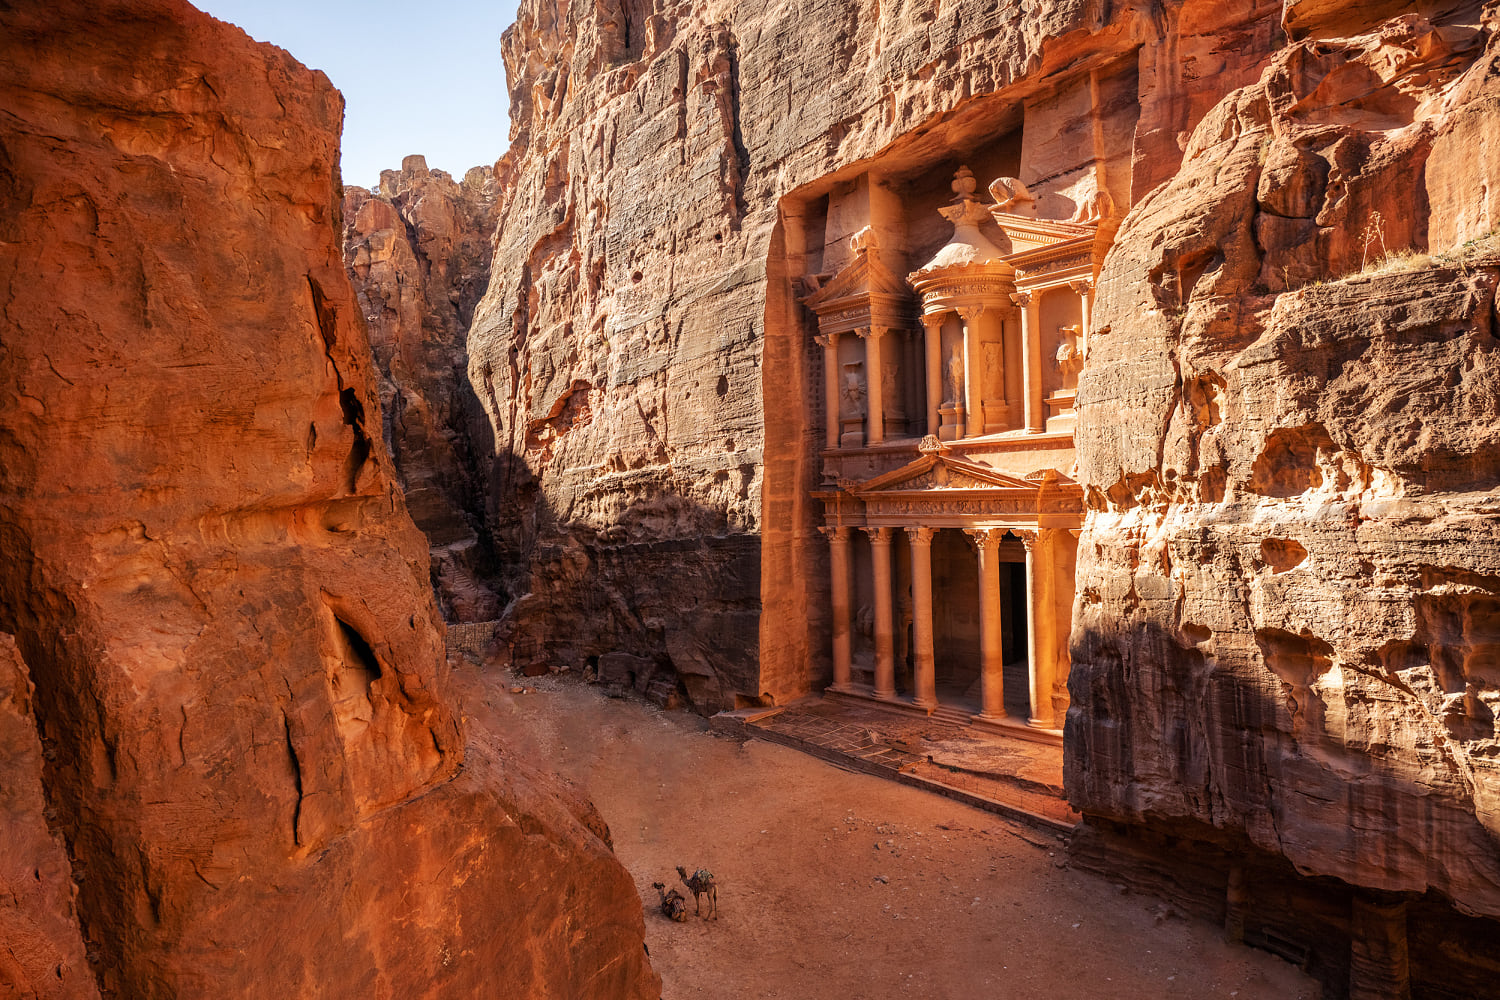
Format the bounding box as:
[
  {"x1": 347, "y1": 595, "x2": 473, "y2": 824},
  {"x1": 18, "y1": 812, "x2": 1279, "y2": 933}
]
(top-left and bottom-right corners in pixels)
[
  {"x1": 652, "y1": 881, "x2": 688, "y2": 922},
  {"x1": 676, "y1": 865, "x2": 717, "y2": 919}
]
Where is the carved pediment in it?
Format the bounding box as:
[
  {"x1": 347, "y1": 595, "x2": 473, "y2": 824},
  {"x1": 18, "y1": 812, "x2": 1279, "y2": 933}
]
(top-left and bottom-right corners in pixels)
[
  {"x1": 846, "y1": 453, "x2": 1040, "y2": 496},
  {"x1": 989, "y1": 212, "x2": 1097, "y2": 258},
  {"x1": 800, "y1": 243, "x2": 913, "y2": 316}
]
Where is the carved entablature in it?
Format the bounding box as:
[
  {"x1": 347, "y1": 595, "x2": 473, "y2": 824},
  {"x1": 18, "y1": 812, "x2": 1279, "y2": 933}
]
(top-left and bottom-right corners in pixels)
[
  {"x1": 990, "y1": 210, "x2": 1111, "y2": 291},
  {"x1": 817, "y1": 450, "x2": 1084, "y2": 529},
  {"x1": 800, "y1": 229, "x2": 918, "y2": 337}
]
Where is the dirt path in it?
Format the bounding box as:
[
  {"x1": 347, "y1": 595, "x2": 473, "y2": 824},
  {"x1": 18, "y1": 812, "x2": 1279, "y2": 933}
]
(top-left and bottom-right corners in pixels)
[{"x1": 469, "y1": 673, "x2": 1317, "y2": 1000}]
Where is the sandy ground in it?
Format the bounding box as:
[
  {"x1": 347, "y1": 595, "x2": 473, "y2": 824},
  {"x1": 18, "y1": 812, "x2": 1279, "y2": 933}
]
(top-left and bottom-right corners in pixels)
[{"x1": 468, "y1": 671, "x2": 1319, "y2": 1000}]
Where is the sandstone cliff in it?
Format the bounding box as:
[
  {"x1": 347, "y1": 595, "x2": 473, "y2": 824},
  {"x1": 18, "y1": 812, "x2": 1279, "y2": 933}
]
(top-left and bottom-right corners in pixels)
[
  {"x1": 0, "y1": 1, "x2": 657, "y2": 996},
  {"x1": 476, "y1": 0, "x2": 1500, "y2": 993},
  {"x1": 343, "y1": 158, "x2": 506, "y2": 624},
  {"x1": 469, "y1": 0, "x2": 1282, "y2": 711},
  {"x1": 1067, "y1": 2, "x2": 1500, "y2": 994}
]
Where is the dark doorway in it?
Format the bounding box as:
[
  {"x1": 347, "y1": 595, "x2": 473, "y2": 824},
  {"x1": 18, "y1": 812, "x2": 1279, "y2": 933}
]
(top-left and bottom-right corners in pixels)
[
  {"x1": 1002, "y1": 560, "x2": 1031, "y2": 718},
  {"x1": 933, "y1": 529, "x2": 981, "y2": 710}
]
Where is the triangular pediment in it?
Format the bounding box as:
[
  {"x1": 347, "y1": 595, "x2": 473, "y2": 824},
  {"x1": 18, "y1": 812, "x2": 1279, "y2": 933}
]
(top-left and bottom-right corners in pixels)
[
  {"x1": 990, "y1": 212, "x2": 1097, "y2": 259},
  {"x1": 846, "y1": 453, "x2": 1038, "y2": 495},
  {"x1": 800, "y1": 247, "x2": 912, "y2": 313}
]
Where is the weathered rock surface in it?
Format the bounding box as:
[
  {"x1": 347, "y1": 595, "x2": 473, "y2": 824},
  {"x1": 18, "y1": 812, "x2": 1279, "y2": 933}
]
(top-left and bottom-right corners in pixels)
[
  {"x1": 1069, "y1": 0, "x2": 1500, "y2": 990},
  {"x1": 343, "y1": 158, "x2": 506, "y2": 623},
  {"x1": 477, "y1": 0, "x2": 1500, "y2": 992},
  {"x1": 0, "y1": 635, "x2": 99, "y2": 1000},
  {"x1": 469, "y1": 0, "x2": 1282, "y2": 711},
  {"x1": 0, "y1": 1, "x2": 657, "y2": 996}
]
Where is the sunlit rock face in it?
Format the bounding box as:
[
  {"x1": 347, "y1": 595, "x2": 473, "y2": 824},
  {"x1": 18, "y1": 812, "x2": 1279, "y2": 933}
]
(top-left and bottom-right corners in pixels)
[
  {"x1": 469, "y1": 0, "x2": 1283, "y2": 711},
  {"x1": 0, "y1": 1, "x2": 658, "y2": 996},
  {"x1": 343, "y1": 159, "x2": 507, "y2": 623},
  {"x1": 1068, "y1": 1, "x2": 1500, "y2": 993},
  {"x1": 479, "y1": 0, "x2": 1500, "y2": 992}
]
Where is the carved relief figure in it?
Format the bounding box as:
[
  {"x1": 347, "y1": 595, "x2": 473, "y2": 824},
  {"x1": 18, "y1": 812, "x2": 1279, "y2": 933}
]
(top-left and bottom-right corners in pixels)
[
  {"x1": 987, "y1": 176, "x2": 1034, "y2": 214},
  {"x1": 945, "y1": 345, "x2": 964, "y2": 407},
  {"x1": 1055, "y1": 324, "x2": 1082, "y2": 390},
  {"x1": 983, "y1": 342, "x2": 1002, "y2": 388},
  {"x1": 882, "y1": 359, "x2": 901, "y2": 421},
  {"x1": 839, "y1": 361, "x2": 866, "y2": 418}
]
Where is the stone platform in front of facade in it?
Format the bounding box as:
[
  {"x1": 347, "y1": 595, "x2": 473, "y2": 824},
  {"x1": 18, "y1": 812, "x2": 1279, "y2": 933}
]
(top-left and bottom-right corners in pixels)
[{"x1": 714, "y1": 695, "x2": 1078, "y2": 832}]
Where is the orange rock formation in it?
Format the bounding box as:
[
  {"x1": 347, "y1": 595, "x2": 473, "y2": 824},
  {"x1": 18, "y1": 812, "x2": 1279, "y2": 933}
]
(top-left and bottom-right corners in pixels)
[
  {"x1": 0, "y1": 1, "x2": 657, "y2": 996},
  {"x1": 464, "y1": 0, "x2": 1500, "y2": 995}
]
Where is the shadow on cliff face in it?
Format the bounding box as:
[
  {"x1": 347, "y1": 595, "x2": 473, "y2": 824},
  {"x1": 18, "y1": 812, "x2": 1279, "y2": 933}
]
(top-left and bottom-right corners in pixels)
[
  {"x1": 478, "y1": 444, "x2": 762, "y2": 715},
  {"x1": 1064, "y1": 615, "x2": 1500, "y2": 999}
]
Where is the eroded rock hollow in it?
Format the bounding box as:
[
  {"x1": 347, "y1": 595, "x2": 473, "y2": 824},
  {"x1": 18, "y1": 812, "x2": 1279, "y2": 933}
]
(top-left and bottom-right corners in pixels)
[{"x1": 0, "y1": 1, "x2": 657, "y2": 996}]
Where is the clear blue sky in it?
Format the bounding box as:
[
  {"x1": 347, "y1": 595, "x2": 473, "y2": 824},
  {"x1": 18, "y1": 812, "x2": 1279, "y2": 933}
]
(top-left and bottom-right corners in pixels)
[{"x1": 196, "y1": 0, "x2": 520, "y2": 189}]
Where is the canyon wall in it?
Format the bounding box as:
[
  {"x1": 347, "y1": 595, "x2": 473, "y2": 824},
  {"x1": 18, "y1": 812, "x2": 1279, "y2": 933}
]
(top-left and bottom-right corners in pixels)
[
  {"x1": 470, "y1": 0, "x2": 1281, "y2": 710},
  {"x1": 1067, "y1": 1, "x2": 1500, "y2": 994},
  {"x1": 475, "y1": 0, "x2": 1500, "y2": 992},
  {"x1": 0, "y1": 1, "x2": 657, "y2": 996},
  {"x1": 343, "y1": 158, "x2": 506, "y2": 624}
]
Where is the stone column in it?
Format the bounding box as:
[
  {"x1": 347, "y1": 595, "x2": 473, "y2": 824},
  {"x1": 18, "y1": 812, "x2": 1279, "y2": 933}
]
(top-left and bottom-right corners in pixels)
[
  {"x1": 1069, "y1": 277, "x2": 1095, "y2": 358},
  {"x1": 816, "y1": 332, "x2": 840, "y2": 449},
  {"x1": 1019, "y1": 528, "x2": 1057, "y2": 728},
  {"x1": 958, "y1": 306, "x2": 983, "y2": 438},
  {"x1": 1011, "y1": 290, "x2": 1043, "y2": 433},
  {"x1": 1350, "y1": 893, "x2": 1411, "y2": 1000},
  {"x1": 865, "y1": 527, "x2": 896, "y2": 700},
  {"x1": 905, "y1": 525, "x2": 936, "y2": 710},
  {"x1": 820, "y1": 525, "x2": 853, "y2": 692},
  {"x1": 857, "y1": 326, "x2": 885, "y2": 445},
  {"x1": 966, "y1": 527, "x2": 1006, "y2": 720},
  {"x1": 922, "y1": 314, "x2": 943, "y2": 436}
]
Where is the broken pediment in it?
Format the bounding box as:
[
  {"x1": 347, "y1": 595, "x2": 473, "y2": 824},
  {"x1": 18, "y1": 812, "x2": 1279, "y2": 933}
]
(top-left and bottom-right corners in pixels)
[{"x1": 801, "y1": 226, "x2": 918, "y2": 333}]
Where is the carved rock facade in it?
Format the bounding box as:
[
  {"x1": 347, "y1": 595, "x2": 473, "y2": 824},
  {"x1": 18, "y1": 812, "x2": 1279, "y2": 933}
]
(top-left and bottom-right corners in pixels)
[
  {"x1": 1069, "y1": 5, "x2": 1500, "y2": 996},
  {"x1": 0, "y1": 2, "x2": 657, "y2": 996},
  {"x1": 479, "y1": 0, "x2": 1500, "y2": 994}
]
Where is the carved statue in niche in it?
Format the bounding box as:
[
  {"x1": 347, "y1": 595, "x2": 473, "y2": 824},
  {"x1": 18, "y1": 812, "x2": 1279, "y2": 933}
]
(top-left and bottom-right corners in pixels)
[
  {"x1": 983, "y1": 342, "x2": 1002, "y2": 388},
  {"x1": 839, "y1": 360, "x2": 866, "y2": 418},
  {"x1": 882, "y1": 359, "x2": 901, "y2": 423},
  {"x1": 1055, "y1": 324, "x2": 1082, "y2": 390},
  {"x1": 945, "y1": 345, "x2": 964, "y2": 407}
]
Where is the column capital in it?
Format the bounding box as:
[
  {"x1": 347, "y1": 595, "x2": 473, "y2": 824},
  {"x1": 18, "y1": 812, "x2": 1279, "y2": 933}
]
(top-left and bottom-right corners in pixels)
[
  {"x1": 1014, "y1": 527, "x2": 1040, "y2": 550},
  {"x1": 1069, "y1": 278, "x2": 1095, "y2": 295},
  {"x1": 861, "y1": 525, "x2": 895, "y2": 544},
  {"x1": 854, "y1": 325, "x2": 885, "y2": 341},
  {"x1": 955, "y1": 305, "x2": 984, "y2": 322},
  {"x1": 814, "y1": 331, "x2": 837, "y2": 349},
  {"x1": 964, "y1": 527, "x2": 1004, "y2": 548},
  {"x1": 904, "y1": 524, "x2": 936, "y2": 545},
  {"x1": 817, "y1": 524, "x2": 849, "y2": 542},
  {"x1": 1009, "y1": 290, "x2": 1033, "y2": 308},
  {"x1": 920, "y1": 312, "x2": 947, "y2": 331}
]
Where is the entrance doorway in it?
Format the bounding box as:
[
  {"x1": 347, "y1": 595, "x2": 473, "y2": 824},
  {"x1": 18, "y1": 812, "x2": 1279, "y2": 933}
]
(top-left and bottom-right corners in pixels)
[{"x1": 932, "y1": 529, "x2": 980, "y2": 711}]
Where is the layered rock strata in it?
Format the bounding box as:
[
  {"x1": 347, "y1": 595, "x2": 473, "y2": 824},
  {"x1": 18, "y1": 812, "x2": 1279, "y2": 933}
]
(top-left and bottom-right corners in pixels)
[
  {"x1": 470, "y1": 0, "x2": 1282, "y2": 711},
  {"x1": 1068, "y1": 3, "x2": 1500, "y2": 995},
  {"x1": 480, "y1": 0, "x2": 1500, "y2": 993},
  {"x1": 343, "y1": 158, "x2": 506, "y2": 624},
  {"x1": 0, "y1": 1, "x2": 657, "y2": 996}
]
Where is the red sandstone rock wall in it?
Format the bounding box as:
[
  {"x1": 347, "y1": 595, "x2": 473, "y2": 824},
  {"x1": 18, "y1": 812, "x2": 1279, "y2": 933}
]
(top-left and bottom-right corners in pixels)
[
  {"x1": 343, "y1": 158, "x2": 506, "y2": 624},
  {"x1": 1070, "y1": 0, "x2": 1500, "y2": 933},
  {"x1": 0, "y1": 635, "x2": 99, "y2": 1000},
  {"x1": 0, "y1": 1, "x2": 657, "y2": 996},
  {"x1": 472, "y1": 0, "x2": 1280, "y2": 710}
]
